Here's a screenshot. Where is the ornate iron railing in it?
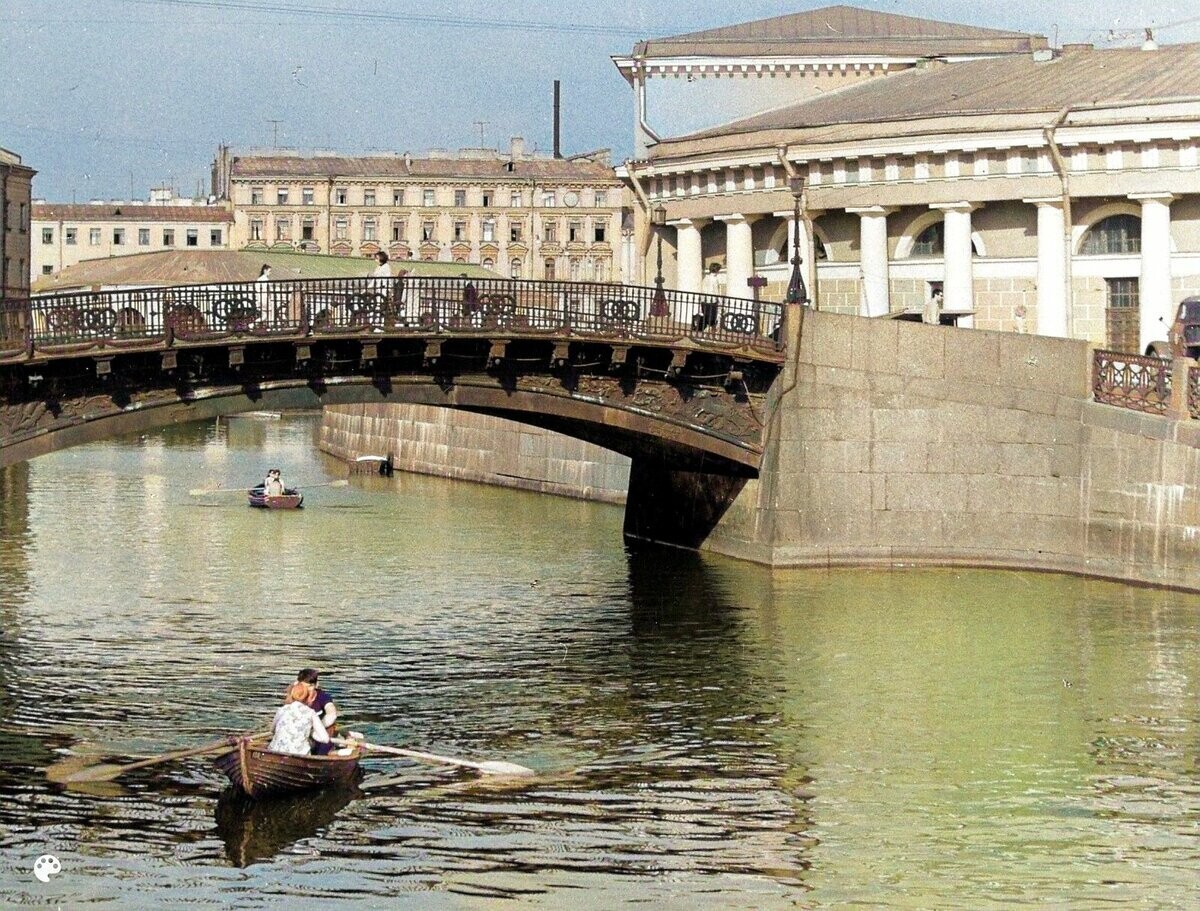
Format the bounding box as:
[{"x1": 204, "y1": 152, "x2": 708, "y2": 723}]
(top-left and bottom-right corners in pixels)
[
  {"x1": 1188, "y1": 361, "x2": 1200, "y2": 421},
  {"x1": 1092, "y1": 349, "x2": 1171, "y2": 415},
  {"x1": 0, "y1": 277, "x2": 784, "y2": 361}
]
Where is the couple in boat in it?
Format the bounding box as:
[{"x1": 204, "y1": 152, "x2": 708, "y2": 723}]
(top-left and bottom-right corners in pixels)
[{"x1": 267, "y1": 668, "x2": 349, "y2": 757}]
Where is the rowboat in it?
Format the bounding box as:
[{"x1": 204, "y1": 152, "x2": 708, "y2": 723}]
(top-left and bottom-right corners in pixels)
[
  {"x1": 213, "y1": 735, "x2": 362, "y2": 797},
  {"x1": 247, "y1": 485, "x2": 303, "y2": 509}
]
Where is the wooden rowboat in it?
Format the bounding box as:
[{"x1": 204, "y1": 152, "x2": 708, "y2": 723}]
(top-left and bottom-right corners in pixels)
[
  {"x1": 213, "y1": 736, "x2": 361, "y2": 798},
  {"x1": 247, "y1": 485, "x2": 304, "y2": 509}
]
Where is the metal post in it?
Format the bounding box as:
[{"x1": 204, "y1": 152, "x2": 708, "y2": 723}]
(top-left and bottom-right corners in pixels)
[
  {"x1": 651, "y1": 205, "x2": 668, "y2": 317},
  {"x1": 786, "y1": 176, "x2": 808, "y2": 306}
]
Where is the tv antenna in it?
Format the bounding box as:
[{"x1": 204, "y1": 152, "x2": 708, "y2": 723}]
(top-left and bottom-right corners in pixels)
[
  {"x1": 265, "y1": 118, "x2": 284, "y2": 148},
  {"x1": 473, "y1": 120, "x2": 490, "y2": 147}
]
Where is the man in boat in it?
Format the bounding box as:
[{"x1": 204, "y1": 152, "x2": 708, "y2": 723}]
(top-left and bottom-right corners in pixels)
[
  {"x1": 264, "y1": 468, "x2": 284, "y2": 497},
  {"x1": 267, "y1": 681, "x2": 330, "y2": 756},
  {"x1": 298, "y1": 668, "x2": 338, "y2": 755}
]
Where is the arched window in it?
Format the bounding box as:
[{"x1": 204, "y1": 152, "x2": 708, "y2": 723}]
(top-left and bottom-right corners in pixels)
[
  {"x1": 912, "y1": 222, "x2": 943, "y2": 256},
  {"x1": 482, "y1": 257, "x2": 494, "y2": 271},
  {"x1": 1081, "y1": 214, "x2": 1140, "y2": 255},
  {"x1": 510, "y1": 258, "x2": 522, "y2": 278}
]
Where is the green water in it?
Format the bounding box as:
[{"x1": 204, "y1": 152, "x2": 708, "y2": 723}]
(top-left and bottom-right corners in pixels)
[{"x1": 0, "y1": 414, "x2": 1197, "y2": 908}]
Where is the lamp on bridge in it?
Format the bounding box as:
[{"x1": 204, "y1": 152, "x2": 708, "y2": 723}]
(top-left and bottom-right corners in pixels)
[
  {"x1": 651, "y1": 204, "x2": 668, "y2": 317},
  {"x1": 786, "y1": 176, "x2": 809, "y2": 307}
]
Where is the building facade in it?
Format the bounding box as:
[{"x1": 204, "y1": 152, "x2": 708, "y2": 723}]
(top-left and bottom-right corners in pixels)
[
  {"x1": 31, "y1": 202, "x2": 233, "y2": 280},
  {"x1": 1, "y1": 147, "x2": 36, "y2": 302},
  {"x1": 619, "y1": 7, "x2": 1200, "y2": 355},
  {"x1": 216, "y1": 140, "x2": 628, "y2": 282}
]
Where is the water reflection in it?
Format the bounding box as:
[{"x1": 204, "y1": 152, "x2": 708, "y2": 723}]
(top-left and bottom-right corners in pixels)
[{"x1": 0, "y1": 417, "x2": 1197, "y2": 908}]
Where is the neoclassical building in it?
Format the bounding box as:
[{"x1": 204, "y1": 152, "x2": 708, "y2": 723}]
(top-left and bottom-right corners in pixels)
[
  {"x1": 619, "y1": 7, "x2": 1200, "y2": 354},
  {"x1": 215, "y1": 140, "x2": 627, "y2": 283},
  {"x1": 1, "y1": 146, "x2": 36, "y2": 303}
]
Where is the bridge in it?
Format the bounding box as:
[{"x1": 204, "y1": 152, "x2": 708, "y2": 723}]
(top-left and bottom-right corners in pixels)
[{"x1": 0, "y1": 276, "x2": 787, "y2": 482}]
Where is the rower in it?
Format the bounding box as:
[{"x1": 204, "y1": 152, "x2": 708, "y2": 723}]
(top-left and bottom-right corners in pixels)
[
  {"x1": 265, "y1": 468, "x2": 284, "y2": 497},
  {"x1": 298, "y1": 668, "x2": 338, "y2": 755}
]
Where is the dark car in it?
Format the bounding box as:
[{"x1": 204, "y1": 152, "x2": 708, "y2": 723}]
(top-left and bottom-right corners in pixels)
[{"x1": 1149, "y1": 296, "x2": 1200, "y2": 358}]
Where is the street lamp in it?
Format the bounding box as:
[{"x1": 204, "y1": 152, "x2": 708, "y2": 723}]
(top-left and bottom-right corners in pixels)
[
  {"x1": 651, "y1": 204, "x2": 668, "y2": 316},
  {"x1": 785, "y1": 176, "x2": 809, "y2": 306}
]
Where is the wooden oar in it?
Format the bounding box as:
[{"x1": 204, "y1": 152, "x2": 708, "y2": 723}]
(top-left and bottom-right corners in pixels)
[
  {"x1": 337, "y1": 738, "x2": 534, "y2": 777},
  {"x1": 188, "y1": 480, "x2": 348, "y2": 496},
  {"x1": 52, "y1": 731, "x2": 269, "y2": 784}
]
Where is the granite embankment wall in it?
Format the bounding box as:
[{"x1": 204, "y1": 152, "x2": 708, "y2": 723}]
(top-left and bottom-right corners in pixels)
[
  {"x1": 319, "y1": 403, "x2": 630, "y2": 504},
  {"x1": 691, "y1": 309, "x2": 1200, "y2": 590}
]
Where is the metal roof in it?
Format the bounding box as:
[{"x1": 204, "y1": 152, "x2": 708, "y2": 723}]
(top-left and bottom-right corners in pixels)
[
  {"x1": 33, "y1": 204, "x2": 232, "y2": 223},
  {"x1": 230, "y1": 154, "x2": 618, "y2": 182},
  {"x1": 631, "y1": 4, "x2": 1046, "y2": 59}
]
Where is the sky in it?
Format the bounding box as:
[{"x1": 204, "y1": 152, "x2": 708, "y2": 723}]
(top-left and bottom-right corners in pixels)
[{"x1": 2, "y1": 0, "x2": 1199, "y2": 201}]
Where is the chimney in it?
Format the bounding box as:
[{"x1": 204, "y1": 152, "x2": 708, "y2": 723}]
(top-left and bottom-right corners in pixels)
[
  {"x1": 403, "y1": 151, "x2": 413, "y2": 173},
  {"x1": 510, "y1": 136, "x2": 525, "y2": 160},
  {"x1": 553, "y1": 80, "x2": 562, "y2": 159},
  {"x1": 1142, "y1": 28, "x2": 1158, "y2": 51}
]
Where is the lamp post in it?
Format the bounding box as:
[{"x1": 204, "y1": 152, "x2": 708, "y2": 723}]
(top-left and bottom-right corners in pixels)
[
  {"x1": 651, "y1": 205, "x2": 668, "y2": 317},
  {"x1": 786, "y1": 176, "x2": 809, "y2": 306}
]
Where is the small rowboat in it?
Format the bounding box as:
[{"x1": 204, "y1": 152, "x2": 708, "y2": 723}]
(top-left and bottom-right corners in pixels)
[
  {"x1": 213, "y1": 735, "x2": 362, "y2": 798},
  {"x1": 247, "y1": 485, "x2": 303, "y2": 509}
]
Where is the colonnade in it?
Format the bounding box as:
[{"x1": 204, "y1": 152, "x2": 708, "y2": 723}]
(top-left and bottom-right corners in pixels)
[{"x1": 660, "y1": 194, "x2": 1177, "y2": 349}]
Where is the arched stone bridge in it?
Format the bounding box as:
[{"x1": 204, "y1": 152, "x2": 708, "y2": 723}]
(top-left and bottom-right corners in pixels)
[{"x1": 0, "y1": 276, "x2": 787, "y2": 481}]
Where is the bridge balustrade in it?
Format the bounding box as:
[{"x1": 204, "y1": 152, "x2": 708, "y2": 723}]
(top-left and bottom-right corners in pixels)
[{"x1": 1, "y1": 277, "x2": 784, "y2": 361}]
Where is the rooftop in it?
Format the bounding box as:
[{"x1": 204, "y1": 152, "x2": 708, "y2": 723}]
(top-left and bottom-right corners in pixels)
[
  {"x1": 650, "y1": 42, "x2": 1200, "y2": 157},
  {"x1": 32, "y1": 249, "x2": 500, "y2": 293},
  {"x1": 627, "y1": 4, "x2": 1046, "y2": 61},
  {"x1": 229, "y1": 152, "x2": 619, "y2": 182},
  {"x1": 33, "y1": 203, "x2": 233, "y2": 223}
]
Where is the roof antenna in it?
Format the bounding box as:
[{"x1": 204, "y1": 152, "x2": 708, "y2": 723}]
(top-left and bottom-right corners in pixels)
[
  {"x1": 1142, "y1": 27, "x2": 1158, "y2": 50},
  {"x1": 1051, "y1": 24, "x2": 1059, "y2": 49}
]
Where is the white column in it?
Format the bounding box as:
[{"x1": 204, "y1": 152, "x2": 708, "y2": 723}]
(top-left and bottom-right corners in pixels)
[
  {"x1": 720, "y1": 214, "x2": 755, "y2": 299},
  {"x1": 670, "y1": 218, "x2": 705, "y2": 293},
  {"x1": 933, "y1": 202, "x2": 977, "y2": 314},
  {"x1": 1025, "y1": 197, "x2": 1067, "y2": 337},
  {"x1": 849, "y1": 206, "x2": 892, "y2": 317},
  {"x1": 1133, "y1": 193, "x2": 1176, "y2": 353}
]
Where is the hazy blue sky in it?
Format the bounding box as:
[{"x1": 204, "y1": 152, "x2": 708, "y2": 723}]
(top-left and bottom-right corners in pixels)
[{"x1": 2, "y1": 0, "x2": 1197, "y2": 200}]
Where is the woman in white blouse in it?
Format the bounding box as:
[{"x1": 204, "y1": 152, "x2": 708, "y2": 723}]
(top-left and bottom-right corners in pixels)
[{"x1": 267, "y1": 681, "x2": 330, "y2": 756}]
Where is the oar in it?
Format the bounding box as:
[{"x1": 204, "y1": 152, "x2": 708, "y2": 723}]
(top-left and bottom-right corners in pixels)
[
  {"x1": 337, "y1": 737, "x2": 534, "y2": 777},
  {"x1": 53, "y1": 731, "x2": 269, "y2": 784},
  {"x1": 188, "y1": 480, "x2": 348, "y2": 496}
]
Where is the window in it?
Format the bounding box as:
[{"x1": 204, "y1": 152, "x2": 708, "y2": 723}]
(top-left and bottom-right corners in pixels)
[
  {"x1": 510, "y1": 222, "x2": 523, "y2": 243},
  {"x1": 250, "y1": 186, "x2": 264, "y2": 205},
  {"x1": 362, "y1": 189, "x2": 375, "y2": 207},
  {"x1": 334, "y1": 217, "x2": 348, "y2": 240},
  {"x1": 302, "y1": 187, "x2": 314, "y2": 206},
  {"x1": 274, "y1": 219, "x2": 290, "y2": 242},
  {"x1": 65, "y1": 228, "x2": 77, "y2": 245},
  {"x1": 593, "y1": 221, "x2": 606, "y2": 243},
  {"x1": 482, "y1": 218, "x2": 496, "y2": 242},
  {"x1": 391, "y1": 220, "x2": 403, "y2": 242},
  {"x1": 543, "y1": 220, "x2": 557, "y2": 243},
  {"x1": 912, "y1": 222, "x2": 944, "y2": 257},
  {"x1": 510, "y1": 258, "x2": 522, "y2": 278},
  {"x1": 210, "y1": 228, "x2": 222, "y2": 246},
  {"x1": 393, "y1": 188, "x2": 405, "y2": 206},
  {"x1": 138, "y1": 228, "x2": 150, "y2": 246},
  {"x1": 1106, "y1": 277, "x2": 1140, "y2": 353},
  {"x1": 510, "y1": 191, "x2": 522, "y2": 207},
  {"x1": 542, "y1": 191, "x2": 556, "y2": 207},
  {"x1": 569, "y1": 258, "x2": 581, "y2": 281},
  {"x1": 568, "y1": 220, "x2": 582, "y2": 243},
  {"x1": 594, "y1": 190, "x2": 608, "y2": 207},
  {"x1": 187, "y1": 228, "x2": 199, "y2": 246},
  {"x1": 482, "y1": 191, "x2": 492, "y2": 208},
  {"x1": 453, "y1": 220, "x2": 467, "y2": 242},
  {"x1": 277, "y1": 188, "x2": 289, "y2": 205},
  {"x1": 41, "y1": 227, "x2": 53, "y2": 244},
  {"x1": 89, "y1": 227, "x2": 101, "y2": 245},
  {"x1": 112, "y1": 228, "x2": 125, "y2": 245},
  {"x1": 248, "y1": 220, "x2": 262, "y2": 242},
  {"x1": 335, "y1": 187, "x2": 348, "y2": 205},
  {"x1": 41, "y1": 264, "x2": 53, "y2": 275},
  {"x1": 301, "y1": 217, "x2": 315, "y2": 241},
  {"x1": 421, "y1": 220, "x2": 435, "y2": 242},
  {"x1": 1081, "y1": 214, "x2": 1141, "y2": 255},
  {"x1": 164, "y1": 228, "x2": 176, "y2": 246},
  {"x1": 544, "y1": 258, "x2": 556, "y2": 280},
  {"x1": 454, "y1": 189, "x2": 467, "y2": 207},
  {"x1": 363, "y1": 218, "x2": 377, "y2": 241},
  {"x1": 423, "y1": 189, "x2": 435, "y2": 207}
]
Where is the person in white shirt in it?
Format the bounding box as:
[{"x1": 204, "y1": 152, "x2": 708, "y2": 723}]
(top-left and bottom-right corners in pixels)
[
  {"x1": 255, "y1": 263, "x2": 273, "y2": 323},
  {"x1": 371, "y1": 250, "x2": 393, "y2": 279},
  {"x1": 267, "y1": 681, "x2": 330, "y2": 756}
]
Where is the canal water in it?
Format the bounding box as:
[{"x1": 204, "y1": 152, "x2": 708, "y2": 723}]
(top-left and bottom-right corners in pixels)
[{"x1": 0, "y1": 414, "x2": 1197, "y2": 908}]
